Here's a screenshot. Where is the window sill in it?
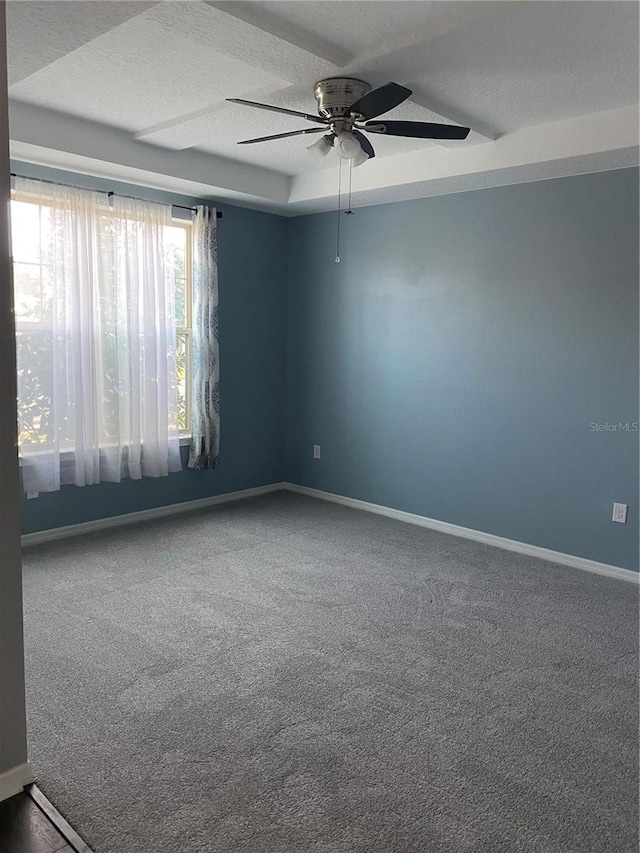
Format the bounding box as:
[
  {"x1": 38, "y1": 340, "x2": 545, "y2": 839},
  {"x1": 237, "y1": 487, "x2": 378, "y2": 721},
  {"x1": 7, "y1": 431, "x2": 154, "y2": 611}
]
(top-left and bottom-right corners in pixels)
[{"x1": 19, "y1": 435, "x2": 192, "y2": 466}]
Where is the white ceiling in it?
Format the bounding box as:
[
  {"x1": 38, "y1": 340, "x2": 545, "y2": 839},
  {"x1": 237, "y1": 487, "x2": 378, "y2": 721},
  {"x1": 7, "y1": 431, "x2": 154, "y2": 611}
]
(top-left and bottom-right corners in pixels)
[{"x1": 6, "y1": 1, "x2": 640, "y2": 214}]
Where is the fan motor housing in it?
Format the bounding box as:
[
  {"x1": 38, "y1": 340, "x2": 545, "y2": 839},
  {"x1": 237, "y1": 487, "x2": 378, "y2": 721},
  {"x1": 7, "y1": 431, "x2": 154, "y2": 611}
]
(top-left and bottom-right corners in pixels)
[{"x1": 314, "y1": 77, "x2": 371, "y2": 119}]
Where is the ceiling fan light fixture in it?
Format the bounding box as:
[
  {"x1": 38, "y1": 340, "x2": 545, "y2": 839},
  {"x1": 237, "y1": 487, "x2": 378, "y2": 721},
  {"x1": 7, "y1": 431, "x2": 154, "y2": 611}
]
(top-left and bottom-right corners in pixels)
[
  {"x1": 336, "y1": 132, "x2": 369, "y2": 167},
  {"x1": 351, "y1": 146, "x2": 369, "y2": 168},
  {"x1": 307, "y1": 134, "x2": 334, "y2": 159}
]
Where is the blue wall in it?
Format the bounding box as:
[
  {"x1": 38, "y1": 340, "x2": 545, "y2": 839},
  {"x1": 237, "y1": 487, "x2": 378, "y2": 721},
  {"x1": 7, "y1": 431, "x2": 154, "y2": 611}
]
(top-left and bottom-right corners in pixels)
[
  {"x1": 285, "y1": 168, "x2": 639, "y2": 571},
  {"x1": 16, "y1": 163, "x2": 639, "y2": 571},
  {"x1": 15, "y1": 162, "x2": 288, "y2": 534}
]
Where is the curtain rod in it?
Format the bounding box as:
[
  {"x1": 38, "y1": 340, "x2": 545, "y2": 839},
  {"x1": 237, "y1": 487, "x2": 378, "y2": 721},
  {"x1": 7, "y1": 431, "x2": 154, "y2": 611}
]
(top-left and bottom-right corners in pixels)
[{"x1": 10, "y1": 173, "x2": 223, "y2": 219}]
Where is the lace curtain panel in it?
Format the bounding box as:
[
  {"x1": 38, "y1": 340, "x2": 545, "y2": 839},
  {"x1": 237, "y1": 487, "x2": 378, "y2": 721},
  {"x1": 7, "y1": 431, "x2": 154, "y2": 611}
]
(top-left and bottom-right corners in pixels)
[
  {"x1": 14, "y1": 179, "x2": 182, "y2": 492},
  {"x1": 188, "y1": 205, "x2": 220, "y2": 470}
]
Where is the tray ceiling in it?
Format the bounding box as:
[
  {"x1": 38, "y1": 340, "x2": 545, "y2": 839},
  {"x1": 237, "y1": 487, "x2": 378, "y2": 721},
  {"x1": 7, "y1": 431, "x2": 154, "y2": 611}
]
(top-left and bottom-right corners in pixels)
[{"x1": 6, "y1": 1, "x2": 640, "y2": 214}]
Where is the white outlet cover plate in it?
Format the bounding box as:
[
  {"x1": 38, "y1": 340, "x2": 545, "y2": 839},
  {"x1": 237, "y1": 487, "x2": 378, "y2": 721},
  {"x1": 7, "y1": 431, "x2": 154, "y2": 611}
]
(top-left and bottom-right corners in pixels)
[{"x1": 612, "y1": 502, "x2": 628, "y2": 523}]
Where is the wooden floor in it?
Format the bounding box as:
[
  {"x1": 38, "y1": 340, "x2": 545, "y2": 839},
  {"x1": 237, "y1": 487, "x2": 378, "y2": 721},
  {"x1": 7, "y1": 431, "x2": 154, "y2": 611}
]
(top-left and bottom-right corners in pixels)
[{"x1": 0, "y1": 788, "x2": 92, "y2": 853}]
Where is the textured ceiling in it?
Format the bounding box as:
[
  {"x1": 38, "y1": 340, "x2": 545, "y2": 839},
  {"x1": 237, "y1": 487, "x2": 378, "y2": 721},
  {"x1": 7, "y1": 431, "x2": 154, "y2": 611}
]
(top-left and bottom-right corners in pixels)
[
  {"x1": 6, "y1": 0, "x2": 639, "y2": 212},
  {"x1": 6, "y1": 1, "x2": 155, "y2": 86},
  {"x1": 9, "y1": 3, "x2": 294, "y2": 135}
]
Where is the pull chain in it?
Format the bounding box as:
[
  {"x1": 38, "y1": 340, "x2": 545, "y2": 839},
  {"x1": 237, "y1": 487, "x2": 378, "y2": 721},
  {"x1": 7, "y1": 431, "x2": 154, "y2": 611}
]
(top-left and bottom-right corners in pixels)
[
  {"x1": 345, "y1": 159, "x2": 354, "y2": 215},
  {"x1": 335, "y1": 159, "x2": 356, "y2": 262},
  {"x1": 335, "y1": 160, "x2": 343, "y2": 263}
]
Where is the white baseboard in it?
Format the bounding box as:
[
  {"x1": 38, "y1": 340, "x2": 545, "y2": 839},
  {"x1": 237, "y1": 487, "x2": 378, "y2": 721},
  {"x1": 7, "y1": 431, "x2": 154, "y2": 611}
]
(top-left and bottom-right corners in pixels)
[
  {"x1": 284, "y1": 483, "x2": 639, "y2": 584},
  {"x1": 21, "y1": 482, "x2": 287, "y2": 548},
  {"x1": 0, "y1": 761, "x2": 33, "y2": 802},
  {"x1": 20, "y1": 478, "x2": 638, "y2": 582}
]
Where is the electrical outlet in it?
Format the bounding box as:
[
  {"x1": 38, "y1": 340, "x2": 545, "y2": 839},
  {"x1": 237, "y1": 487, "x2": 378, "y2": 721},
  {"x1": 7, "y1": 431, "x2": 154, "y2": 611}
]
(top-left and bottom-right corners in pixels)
[
  {"x1": 26, "y1": 491, "x2": 39, "y2": 500},
  {"x1": 612, "y1": 502, "x2": 628, "y2": 524},
  {"x1": 313, "y1": 445, "x2": 321, "y2": 459}
]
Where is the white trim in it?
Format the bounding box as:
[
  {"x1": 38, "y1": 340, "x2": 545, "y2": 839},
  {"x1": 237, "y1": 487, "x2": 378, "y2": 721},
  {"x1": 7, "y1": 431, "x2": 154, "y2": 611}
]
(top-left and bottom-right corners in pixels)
[
  {"x1": 20, "y1": 478, "x2": 638, "y2": 582},
  {"x1": 284, "y1": 483, "x2": 639, "y2": 584},
  {"x1": 21, "y1": 482, "x2": 286, "y2": 547},
  {"x1": 0, "y1": 762, "x2": 33, "y2": 802}
]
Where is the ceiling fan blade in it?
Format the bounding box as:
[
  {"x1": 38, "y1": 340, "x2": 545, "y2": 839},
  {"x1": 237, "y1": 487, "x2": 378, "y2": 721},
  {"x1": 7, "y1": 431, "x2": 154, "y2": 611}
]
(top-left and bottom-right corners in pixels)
[
  {"x1": 364, "y1": 120, "x2": 470, "y2": 140},
  {"x1": 352, "y1": 130, "x2": 375, "y2": 159},
  {"x1": 227, "y1": 98, "x2": 327, "y2": 125},
  {"x1": 238, "y1": 127, "x2": 326, "y2": 145},
  {"x1": 348, "y1": 82, "x2": 412, "y2": 120}
]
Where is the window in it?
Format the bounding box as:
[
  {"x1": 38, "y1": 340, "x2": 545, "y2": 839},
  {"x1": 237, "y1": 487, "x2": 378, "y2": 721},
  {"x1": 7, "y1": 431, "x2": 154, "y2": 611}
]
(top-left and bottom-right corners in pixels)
[
  {"x1": 164, "y1": 221, "x2": 192, "y2": 436},
  {"x1": 11, "y1": 178, "x2": 219, "y2": 493},
  {"x1": 11, "y1": 191, "x2": 193, "y2": 447}
]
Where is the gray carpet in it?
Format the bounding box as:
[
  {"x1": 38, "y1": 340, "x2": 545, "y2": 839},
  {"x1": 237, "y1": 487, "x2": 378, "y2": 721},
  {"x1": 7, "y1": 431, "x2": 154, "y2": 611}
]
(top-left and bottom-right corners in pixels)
[{"x1": 22, "y1": 491, "x2": 638, "y2": 853}]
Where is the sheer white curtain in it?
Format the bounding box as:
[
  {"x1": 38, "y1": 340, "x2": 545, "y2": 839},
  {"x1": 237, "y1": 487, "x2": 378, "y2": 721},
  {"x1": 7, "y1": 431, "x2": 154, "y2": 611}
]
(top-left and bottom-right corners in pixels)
[{"x1": 15, "y1": 179, "x2": 182, "y2": 492}]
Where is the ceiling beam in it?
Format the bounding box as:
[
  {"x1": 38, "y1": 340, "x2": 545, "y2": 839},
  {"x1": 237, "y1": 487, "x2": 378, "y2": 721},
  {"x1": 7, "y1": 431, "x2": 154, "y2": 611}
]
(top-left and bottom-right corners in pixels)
[
  {"x1": 133, "y1": 1, "x2": 342, "y2": 145},
  {"x1": 9, "y1": 100, "x2": 291, "y2": 209},
  {"x1": 205, "y1": 1, "x2": 352, "y2": 67}
]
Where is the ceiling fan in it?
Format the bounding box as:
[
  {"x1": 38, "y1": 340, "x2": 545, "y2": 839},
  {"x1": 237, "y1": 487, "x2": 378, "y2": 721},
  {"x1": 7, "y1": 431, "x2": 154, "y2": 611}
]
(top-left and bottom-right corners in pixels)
[{"x1": 228, "y1": 77, "x2": 471, "y2": 167}]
